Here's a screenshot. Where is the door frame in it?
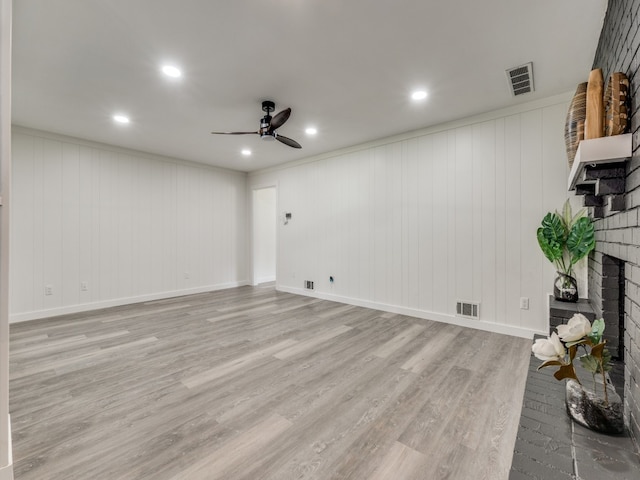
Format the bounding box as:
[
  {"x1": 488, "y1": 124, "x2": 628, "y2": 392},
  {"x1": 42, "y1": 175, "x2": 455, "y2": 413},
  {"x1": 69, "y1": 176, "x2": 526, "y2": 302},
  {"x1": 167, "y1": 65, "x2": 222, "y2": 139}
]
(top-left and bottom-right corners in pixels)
[{"x1": 251, "y1": 183, "x2": 278, "y2": 286}]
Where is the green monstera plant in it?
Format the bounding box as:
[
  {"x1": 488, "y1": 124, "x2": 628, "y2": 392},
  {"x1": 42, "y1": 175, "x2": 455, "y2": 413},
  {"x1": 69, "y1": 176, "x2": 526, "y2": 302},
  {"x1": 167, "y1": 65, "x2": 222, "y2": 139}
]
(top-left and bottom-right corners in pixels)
[{"x1": 537, "y1": 200, "x2": 595, "y2": 301}]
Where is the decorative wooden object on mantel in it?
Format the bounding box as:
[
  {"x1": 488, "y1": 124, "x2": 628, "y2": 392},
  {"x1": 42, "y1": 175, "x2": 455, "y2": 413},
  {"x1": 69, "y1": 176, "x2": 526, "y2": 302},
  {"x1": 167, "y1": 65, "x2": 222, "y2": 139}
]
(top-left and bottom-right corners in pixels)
[
  {"x1": 605, "y1": 72, "x2": 629, "y2": 136},
  {"x1": 585, "y1": 68, "x2": 605, "y2": 139},
  {"x1": 564, "y1": 83, "x2": 587, "y2": 168},
  {"x1": 568, "y1": 133, "x2": 632, "y2": 218}
]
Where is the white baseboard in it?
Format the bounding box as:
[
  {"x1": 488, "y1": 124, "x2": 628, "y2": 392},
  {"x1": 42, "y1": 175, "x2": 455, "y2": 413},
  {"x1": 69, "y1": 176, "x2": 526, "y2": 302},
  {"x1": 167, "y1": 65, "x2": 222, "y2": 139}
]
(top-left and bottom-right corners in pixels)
[
  {"x1": 277, "y1": 285, "x2": 539, "y2": 339},
  {"x1": 0, "y1": 463, "x2": 12, "y2": 480},
  {"x1": 255, "y1": 275, "x2": 276, "y2": 285},
  {"x1": 0, "y1": 415, "x2": 12, "y2": 480},
  {"x1": 9, "y1": 281, "x2": 250, "y2": 323},
  {"x1": 9, "y1": 281, "x2": 544, "y2": 338}
]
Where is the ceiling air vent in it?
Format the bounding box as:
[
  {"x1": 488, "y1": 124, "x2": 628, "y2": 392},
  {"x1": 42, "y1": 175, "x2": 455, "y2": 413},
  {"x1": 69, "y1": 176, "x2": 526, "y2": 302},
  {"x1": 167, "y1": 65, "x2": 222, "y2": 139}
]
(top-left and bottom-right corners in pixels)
[{"x1": 506, "y1": 62, "x2": 534, "y2": 96}]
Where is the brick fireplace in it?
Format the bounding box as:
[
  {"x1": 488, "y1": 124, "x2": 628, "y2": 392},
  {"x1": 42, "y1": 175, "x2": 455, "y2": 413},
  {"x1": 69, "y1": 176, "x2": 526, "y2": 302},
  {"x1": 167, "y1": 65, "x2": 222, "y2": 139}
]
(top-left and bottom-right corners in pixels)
[
  {"x1": 588, "y1": 254, "x2": 625, "y2": 358},
  {"x1": 588, "y1": 253, "x2": 627, "y2": 395},
  {"x1": 588, "y1": 0, "x2": 640, "y2": 446}
]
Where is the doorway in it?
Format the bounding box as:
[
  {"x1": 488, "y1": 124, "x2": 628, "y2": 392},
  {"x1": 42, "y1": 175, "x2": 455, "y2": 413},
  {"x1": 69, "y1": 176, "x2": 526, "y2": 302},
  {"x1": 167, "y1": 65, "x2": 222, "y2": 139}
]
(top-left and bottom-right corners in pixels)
[{"x1": 252, "y1": 186, "x2": 277, "y2": 285}]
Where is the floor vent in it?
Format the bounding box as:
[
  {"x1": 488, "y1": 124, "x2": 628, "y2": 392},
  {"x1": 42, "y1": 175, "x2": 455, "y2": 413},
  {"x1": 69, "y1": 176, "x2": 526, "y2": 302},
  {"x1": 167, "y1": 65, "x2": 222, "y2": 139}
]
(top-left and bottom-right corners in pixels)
[
  {"x1": 506, "y1": 62, "x2": 534, "y2": 96},
  {"x1": 304, "y1": 280, "x2": 314, "y2": 290},
  {"x1": 456, "y1": 301, "x2": 480, "y2": 319}
]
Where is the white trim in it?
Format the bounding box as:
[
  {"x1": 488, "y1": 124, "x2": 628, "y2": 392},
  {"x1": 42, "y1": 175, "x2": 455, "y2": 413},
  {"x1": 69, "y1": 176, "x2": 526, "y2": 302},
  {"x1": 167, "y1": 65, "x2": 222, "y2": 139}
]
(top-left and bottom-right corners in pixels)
[
  {"x1": 255, "y1": 276, "x2": 276, "y2": 284},
  {"x1": 5, "y1": 417, "x2": 9, "y2": 467},
  {"x1": 9, "y1": 281, "x2": 250, "y2": 323},
  {"x1": 0, "y1": 463, "x2": 12, "y2": 480},
  {"x1": 11, "y1": 126, "x2": 248, "y2": 178},
  {"x1": 0, "y1": 415, "x2": 11, "y2": 480},
  {"x1": 251, "y1": 183, "x2": 278, "y2": 286},
  {"x1": 249, "y1": 91, "x2": 574, "y2": 177},
  {"x1": 277, "y1": 286, "x2": 541, "y2": 339},
  {"x1": 0, "y1": 0, "x2": 11, "y2": 475}
]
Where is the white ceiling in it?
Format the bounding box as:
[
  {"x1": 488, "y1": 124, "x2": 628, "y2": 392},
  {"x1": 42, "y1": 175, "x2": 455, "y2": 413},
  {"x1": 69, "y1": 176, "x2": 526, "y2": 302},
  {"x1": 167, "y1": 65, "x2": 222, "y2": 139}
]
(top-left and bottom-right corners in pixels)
[{"x1": 12, "y1": 0, "x2": 608, "y2": 173}]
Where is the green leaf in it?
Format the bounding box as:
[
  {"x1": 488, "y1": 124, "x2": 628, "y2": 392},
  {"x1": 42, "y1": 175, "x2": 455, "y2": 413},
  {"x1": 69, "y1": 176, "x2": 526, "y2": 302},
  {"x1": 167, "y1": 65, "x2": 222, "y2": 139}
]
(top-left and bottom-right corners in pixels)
[
  {"x1": 579, "y1": 354, "x2": 600, "y2": 374},
  {"x1": 537, "y1": 213, "x2": 565, "y2": 263},
  {"x1": 601, "y1": 347, "x2": 612, "y2": 373},
  {"x1": 571, "y1": 207, "x2": 587, "y2": 226},
  {"x1": 561, "y1": 199, "x2": 572, "y2": 232},
  {"x1": 566, "y1": 217, "x2": 595, "y2": 265},
  {"x1": 588, "y1": 318, "x2": 605, "y2": 344}
]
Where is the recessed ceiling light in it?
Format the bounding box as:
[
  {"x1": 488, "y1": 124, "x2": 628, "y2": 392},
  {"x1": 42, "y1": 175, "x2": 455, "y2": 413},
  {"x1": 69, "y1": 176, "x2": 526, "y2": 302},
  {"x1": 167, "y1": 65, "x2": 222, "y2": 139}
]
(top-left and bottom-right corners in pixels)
[
  {"x1": 305, "y1": 127, "x2": 317, "y2": 135},
  {"x1": 411, "y1": 90, "x2": 428, "y2": 101},
  {"x1": 113, "y1": 114, "x2": 130, "y2": 124},
  {"x1": 161, "y1": 65, "x2": 182, "y2": 78},
  {"x1": 241, "y1": 149, "x2": 252, "y2": 156}
]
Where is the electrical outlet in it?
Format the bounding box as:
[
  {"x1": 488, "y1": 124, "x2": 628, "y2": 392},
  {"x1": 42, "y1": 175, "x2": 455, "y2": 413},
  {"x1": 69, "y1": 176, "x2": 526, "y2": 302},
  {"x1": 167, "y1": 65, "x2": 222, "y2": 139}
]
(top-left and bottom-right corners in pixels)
[
  {"x1": 80, "y1": 282, "x2": 88, "y2": 292},
  {"x1": 184, "y1": 272, "x2": 190, "y2": 279},
  {"x1": 44, "y1": 284, "x2": 53, "y2": 296},
  {"x1": 520, "y1": 297, "x2": 529, "y2": 310}
]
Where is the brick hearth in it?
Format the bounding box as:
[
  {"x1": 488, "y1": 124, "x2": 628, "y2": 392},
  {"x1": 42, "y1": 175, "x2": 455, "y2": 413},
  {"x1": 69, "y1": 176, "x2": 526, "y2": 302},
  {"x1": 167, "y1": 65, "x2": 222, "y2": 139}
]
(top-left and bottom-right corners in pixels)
[{"x1": 510, "y1": 344, "x2": 640, "y2": 479}]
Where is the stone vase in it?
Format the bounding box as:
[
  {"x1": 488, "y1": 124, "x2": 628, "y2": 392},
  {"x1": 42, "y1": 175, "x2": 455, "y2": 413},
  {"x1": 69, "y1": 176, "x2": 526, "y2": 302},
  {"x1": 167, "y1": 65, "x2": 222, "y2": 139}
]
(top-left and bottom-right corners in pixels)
[{"x1": 565, "y1": 377, "x2": 623, "y2": 434}]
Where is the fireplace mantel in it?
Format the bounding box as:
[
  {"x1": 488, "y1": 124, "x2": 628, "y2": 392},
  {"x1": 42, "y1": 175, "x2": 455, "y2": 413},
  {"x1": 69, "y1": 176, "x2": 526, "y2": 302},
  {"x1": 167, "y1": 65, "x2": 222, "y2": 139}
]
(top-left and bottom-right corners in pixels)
[{"x1": 568, "y1": 133, "x2": 632, "y2": 191}]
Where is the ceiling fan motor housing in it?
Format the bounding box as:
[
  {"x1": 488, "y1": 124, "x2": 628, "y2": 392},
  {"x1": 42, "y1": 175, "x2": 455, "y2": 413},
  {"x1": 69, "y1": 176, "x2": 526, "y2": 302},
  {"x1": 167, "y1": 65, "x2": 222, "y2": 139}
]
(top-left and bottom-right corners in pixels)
[
  {"x1": 260, "y1": 115, "x2": 272, "y2": 138},
  {"x1": 260, "y1": 100, "x2": 276, "y2": 139}
]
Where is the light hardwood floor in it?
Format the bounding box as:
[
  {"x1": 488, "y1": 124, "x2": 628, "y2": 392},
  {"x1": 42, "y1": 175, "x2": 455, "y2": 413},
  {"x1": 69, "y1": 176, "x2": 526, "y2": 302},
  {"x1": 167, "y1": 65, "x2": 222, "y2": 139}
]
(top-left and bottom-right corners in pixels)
[{"x1": 9, "y1": 285, "x2": 531, "y2": 479}]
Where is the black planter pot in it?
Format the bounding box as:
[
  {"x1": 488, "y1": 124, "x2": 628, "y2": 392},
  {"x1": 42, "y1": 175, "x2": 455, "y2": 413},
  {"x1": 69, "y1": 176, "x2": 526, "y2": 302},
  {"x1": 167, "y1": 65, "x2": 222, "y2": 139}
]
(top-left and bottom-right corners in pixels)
[{"x1": 554, "y1": 273, "x2": 578, "y2": 302}]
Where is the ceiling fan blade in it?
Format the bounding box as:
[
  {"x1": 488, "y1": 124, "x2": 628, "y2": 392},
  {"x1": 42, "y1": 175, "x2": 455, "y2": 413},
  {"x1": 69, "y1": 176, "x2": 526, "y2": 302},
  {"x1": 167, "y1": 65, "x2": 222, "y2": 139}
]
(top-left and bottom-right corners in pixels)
[
  {"x1": 211, "y1": 131, "x2": 259, "y2": 135},
  {"x1": 269, "y1": 108, "x2": 291, "y2": 131},
  {"x1": 275, "y1": 134, "x2": 302, "y2": 149}
]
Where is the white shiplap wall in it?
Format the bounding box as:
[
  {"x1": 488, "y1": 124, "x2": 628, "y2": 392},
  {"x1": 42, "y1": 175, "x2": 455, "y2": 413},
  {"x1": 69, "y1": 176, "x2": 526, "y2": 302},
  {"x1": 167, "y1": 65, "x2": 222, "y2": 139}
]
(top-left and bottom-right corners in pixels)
[
  {"x1": 249, "y1": 95, "x2": 572, "y2": 337},
  {"x1": 10, "y1": 128, "x2": 248, "y2": 322}
]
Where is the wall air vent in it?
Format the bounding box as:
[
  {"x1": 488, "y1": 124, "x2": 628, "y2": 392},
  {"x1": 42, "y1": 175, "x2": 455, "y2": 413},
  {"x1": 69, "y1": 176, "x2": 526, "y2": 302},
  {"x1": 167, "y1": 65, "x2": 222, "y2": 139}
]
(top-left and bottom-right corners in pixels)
[
  {"x1": 506, "y1": 62, "x2": 534, "y2": 96},
  {"x1": 456, "y1": 301, "x2": 480, "y2": 319},
  {"x1": 304, "y1": 280, "x2": 314, "y2": 290}
]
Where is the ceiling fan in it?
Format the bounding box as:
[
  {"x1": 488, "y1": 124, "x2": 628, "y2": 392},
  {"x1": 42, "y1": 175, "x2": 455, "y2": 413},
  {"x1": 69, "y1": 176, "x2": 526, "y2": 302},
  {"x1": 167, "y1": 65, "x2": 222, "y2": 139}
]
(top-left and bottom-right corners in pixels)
[{"x1": 211, "y1": 100, "x2": 302, "y2": 149}]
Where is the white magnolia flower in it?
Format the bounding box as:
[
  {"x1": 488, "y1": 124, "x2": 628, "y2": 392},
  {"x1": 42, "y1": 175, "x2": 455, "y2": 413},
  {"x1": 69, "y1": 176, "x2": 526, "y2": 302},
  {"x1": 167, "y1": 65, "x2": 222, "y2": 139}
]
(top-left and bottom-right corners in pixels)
[
  {"x1": 531, "y1": 332, "x2": 566, "y2": 362},
  {"x1": 556, "y1": 313, "x2": 592, "y2": 342}
]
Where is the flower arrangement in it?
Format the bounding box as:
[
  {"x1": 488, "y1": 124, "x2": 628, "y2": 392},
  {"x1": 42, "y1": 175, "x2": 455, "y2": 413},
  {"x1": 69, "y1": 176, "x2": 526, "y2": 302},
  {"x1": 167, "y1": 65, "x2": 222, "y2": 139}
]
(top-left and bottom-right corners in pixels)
[{"x1": 532, "y1": 313, "x2": 612, "y2": 404}]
